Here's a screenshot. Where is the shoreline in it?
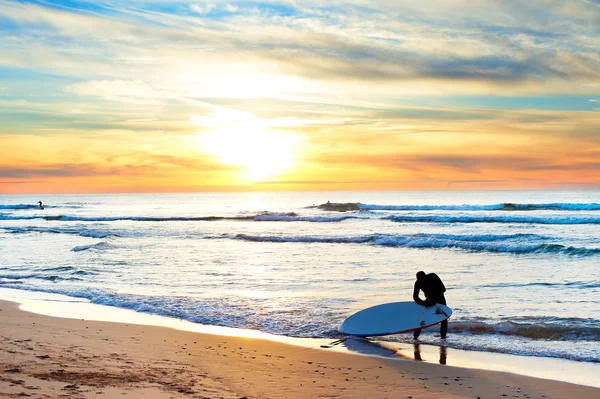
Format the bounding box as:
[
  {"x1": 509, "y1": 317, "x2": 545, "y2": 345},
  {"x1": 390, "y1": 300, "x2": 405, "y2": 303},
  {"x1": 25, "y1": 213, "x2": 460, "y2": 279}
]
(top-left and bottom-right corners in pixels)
[
  {"x1": 1, "y1": 299, "x2": 598, "y2": 399},
  {"x1": 1, "y1": 287, "x2": 599, "y2": 388},
  {"x1": 0, "y1": 292, "x2": 598, "y2": 398},
  {"x1": 0, "y1": 287, "x2": 598, "y2": 388}
]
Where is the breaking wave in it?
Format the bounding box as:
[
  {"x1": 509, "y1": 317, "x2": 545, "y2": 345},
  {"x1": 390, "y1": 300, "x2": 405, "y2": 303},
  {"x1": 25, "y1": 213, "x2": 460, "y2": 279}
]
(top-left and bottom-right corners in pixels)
[
  {"x1": 1, "y1": 226, "x2": 118, "y2": 239},
  {"x1": 5, "y1": 212, "x2": 599, "y2": 225},
  {"x1": 359, "y1": 202, "x2": 600, "y2": 211},
  {"x1": 0, "y1": 204, "x2": 42, "y2": 210},
  {"x1": 450, "y1": 317, "x2": 600, "y2": 341},
  {"x1": 71, "y1": 241, "x2": 114, "y2": 252},
  {"x1": 307, "y1": 201, "x2": 600, "y2": 212},
  {"x1": 0, "y1": 212, "x2": 356, "y2": 223},
  {"x1": 0, "y1": 285, "x2": 348, "y2": 338},
  {"x1": 386, "y1": 215, "x2": 600, "y2": 224},
  {"x1": 0, "y1": 273, "x2": 83, "y2": 282},
  {"x1": 0, "y1": 203, "x2": 80, "y2": 210},
  {"x1": 479, "y1": 281, "x2": 600, "y2": 289},
  {"x1": 232, "y1": 233, "x2": 600, "y2": 256}
]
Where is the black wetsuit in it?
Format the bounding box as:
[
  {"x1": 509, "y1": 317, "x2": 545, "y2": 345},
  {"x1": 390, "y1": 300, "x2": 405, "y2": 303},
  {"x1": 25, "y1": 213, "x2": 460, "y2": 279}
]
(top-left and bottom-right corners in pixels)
[
  {"x1": 413, "y1": 273, "x2": 446, "y2": 307},
  {"x1": 412, "y1": 273, "x2": 447, "y2": 338}
]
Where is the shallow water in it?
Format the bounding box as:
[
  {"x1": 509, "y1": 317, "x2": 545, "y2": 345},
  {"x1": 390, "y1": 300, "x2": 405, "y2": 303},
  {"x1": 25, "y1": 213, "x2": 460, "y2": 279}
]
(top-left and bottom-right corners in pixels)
[{"x1": 1, "y1": 190, "x2": 599, "y2": 362}]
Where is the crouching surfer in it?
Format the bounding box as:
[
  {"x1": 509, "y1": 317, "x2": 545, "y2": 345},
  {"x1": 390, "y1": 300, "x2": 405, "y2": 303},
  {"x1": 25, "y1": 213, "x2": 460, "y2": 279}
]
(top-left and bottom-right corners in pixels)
[{"x1": 412, "y1": 271, "x2": 447, "y2": 339}]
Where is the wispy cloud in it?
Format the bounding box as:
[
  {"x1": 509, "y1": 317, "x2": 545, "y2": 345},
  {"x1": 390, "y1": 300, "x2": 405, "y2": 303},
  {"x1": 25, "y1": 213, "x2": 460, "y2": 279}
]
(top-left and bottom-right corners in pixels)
[
  {"x1": 190, "y1": 3, "x2": 216, "y2": 14},
  {"x1": 1, "y1": 0, "x2": 599, "y2": 191},
  {"x1": 2, "y1": 1, "x2": 599, "y2": 94}
]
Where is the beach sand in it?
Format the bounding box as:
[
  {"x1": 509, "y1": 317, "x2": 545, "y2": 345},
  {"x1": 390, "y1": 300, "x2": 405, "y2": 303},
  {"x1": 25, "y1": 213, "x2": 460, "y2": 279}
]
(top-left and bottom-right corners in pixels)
[{"x1": 1, "y1": 300, "x2": 598, "y2": 399}]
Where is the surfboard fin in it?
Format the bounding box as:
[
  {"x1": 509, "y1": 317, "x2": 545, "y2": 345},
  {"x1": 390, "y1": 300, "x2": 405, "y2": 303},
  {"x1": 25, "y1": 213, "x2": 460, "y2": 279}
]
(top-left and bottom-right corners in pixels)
[{"x1": 435, "y1": 306, "x2": 449, "y2": 317}]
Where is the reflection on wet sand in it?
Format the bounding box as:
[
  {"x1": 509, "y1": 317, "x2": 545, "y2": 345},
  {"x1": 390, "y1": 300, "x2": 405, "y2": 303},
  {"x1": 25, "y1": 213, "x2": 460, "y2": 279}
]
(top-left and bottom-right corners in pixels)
[
  {"x1": 440, "y1": 346, "x2": 447, "y2": 364},
  {"x1": 413, "y1": 344, "x2": 447, "y2": 365},
  {"x1": 341, "y1": 338, "x2": 449, "y2": 366},
  {"x1": 414, "y1": 344, "x2": 422, "y2": 361}
]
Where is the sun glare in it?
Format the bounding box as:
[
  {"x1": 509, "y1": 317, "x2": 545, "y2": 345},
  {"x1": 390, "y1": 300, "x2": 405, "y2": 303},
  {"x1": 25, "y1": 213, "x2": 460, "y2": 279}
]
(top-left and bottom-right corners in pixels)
[{"x1": 195, "y1": 109, "x2": 300, "y2": 182}]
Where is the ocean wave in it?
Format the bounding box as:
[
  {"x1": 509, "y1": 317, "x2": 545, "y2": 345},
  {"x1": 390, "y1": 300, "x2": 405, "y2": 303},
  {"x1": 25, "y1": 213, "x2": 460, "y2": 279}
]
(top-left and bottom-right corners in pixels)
[
  {"x1": 1, "y1": 226, "x2": 118, "y2": 239},
  {"x1": 450, "y1": 317, "x2": 600, "y2": 341},
  {"x1": 0, "y1": 279, "x2": 23, "y2": 285},
  {"x1": 232, "y1": 233, "x2": 599, "y2": 256},
  {"x1": 0, "y1": 273, "x2": 83, "y2": 282},
  {"x1": 307, "y1": 202, "x2": 361, "y2": 212},
  {"x1": 0, "y1": 285, "x2": 348, "y2": 338},
  {"x1": 79, "y1": 230, "x2": 120, "y2": 238},
  {"x1": 253, "y1": 213, "x2": 356, "y2": 222},
  {"x1": 305, "y1": 201, "x2": 600, "y2": 212},
  {"x1": 0, "y1": 204, "x2": 41, "y2": 210},
  {"x1": 40, "y1": 266, "x2": 75, "y2": 272},
  {"x1": 71, "y1": 241, "x2": 114, "y2": 252},
  {"x1": 0, "y1": 212, "x2": 356, "y2": 223},
  {"x1": 3, "y1": 283, "x2": 598, "y2": 341},
  {"x1": 479, "y1": 281, "x2": 600, "y2": 289},
  {"x1": 359, "y1": 202, "x2": 600, "y2": 211},
  {"x1": 0, "y1": 203, "x2": 80, "y2": 210},
  {"x1": 386, "y1": 215, "x2": 600, "y2": 224}
]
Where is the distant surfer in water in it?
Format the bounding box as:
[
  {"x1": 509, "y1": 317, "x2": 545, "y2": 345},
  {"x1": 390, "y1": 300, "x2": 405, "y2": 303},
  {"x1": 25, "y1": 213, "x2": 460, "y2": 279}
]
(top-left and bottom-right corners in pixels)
[
  {"x1": 37, "y1": 201, "x2": 44, "y2": 210},
  {"x1": 412, "y1": 271, "x2": 447, "y2": 339}
]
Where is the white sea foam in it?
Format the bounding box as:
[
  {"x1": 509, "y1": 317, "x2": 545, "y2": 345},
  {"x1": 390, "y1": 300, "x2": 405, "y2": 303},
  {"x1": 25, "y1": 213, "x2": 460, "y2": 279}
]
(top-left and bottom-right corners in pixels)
[{"x1": 1, "y1": 191, "x2": 599, "y2": 364}]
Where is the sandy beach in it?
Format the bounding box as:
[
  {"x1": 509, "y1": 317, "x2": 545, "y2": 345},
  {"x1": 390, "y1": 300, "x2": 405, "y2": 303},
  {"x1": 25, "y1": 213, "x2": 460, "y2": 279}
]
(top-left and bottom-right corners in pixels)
[{"x1": 0, "y1": 300, "x2": 598, "y2": 399}]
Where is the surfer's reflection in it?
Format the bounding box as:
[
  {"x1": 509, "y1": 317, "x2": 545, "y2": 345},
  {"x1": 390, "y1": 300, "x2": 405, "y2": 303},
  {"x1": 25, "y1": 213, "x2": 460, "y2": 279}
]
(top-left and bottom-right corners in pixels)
[
  {"x1": 439, "y1": 346, "x2": 447, "y2": 365},
  {"x1": 412, "y1": 344, "x2": 447, "y2": 365},
  {"x1": 413, "y1": 344, "x2": 422, "y2": 361}
]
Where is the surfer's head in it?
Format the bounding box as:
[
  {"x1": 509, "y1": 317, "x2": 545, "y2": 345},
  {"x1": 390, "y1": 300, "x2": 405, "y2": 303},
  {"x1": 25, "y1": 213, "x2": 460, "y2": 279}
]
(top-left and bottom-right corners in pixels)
[{"x1": 416, "y1": 271, "x2": 426, "y2": 281}]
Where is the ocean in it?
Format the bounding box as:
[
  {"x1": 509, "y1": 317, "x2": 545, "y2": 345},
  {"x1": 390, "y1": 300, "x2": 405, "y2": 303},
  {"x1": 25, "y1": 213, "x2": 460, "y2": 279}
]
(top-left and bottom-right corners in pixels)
[{"x1": 1, "y1": 190, "x2": 599, "y2": 364}]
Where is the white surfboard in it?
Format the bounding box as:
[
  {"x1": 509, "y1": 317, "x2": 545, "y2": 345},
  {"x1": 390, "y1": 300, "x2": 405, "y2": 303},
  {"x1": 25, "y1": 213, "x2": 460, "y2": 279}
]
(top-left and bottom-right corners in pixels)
[{"x1": 338, "y1": 301, "x2": 452, "y2": 337}]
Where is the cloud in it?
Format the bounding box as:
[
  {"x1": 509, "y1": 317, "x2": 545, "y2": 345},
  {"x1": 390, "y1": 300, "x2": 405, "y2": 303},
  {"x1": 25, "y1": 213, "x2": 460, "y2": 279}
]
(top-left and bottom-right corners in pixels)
[
  {"x1": 0, "y1": 165, "x2": 105, "y2": 178},
  {"x1": 69, "y1": 80, "x2": 158, "y2": 102},
  {"x1": 0, "y1": 180, "x2": 45, "y2": 184},
  {"x1": 190, "y1": 3, "x2": 216, "y2": 14},
  {"x1": 447, "y1": 180, "x2": 507, "y2": 185},
  {"x1": 2, "y1": 1, "x2": 600, "y2": 96},
  {"x1": 305, "y1": 152, "x2": 600, "y2": 175},
  {"x1": 0, "y1": 155, "x2": 234, "y2": 179},
  {"x1": 66, "y1": 79, "x2": 215, "y2": 108}
]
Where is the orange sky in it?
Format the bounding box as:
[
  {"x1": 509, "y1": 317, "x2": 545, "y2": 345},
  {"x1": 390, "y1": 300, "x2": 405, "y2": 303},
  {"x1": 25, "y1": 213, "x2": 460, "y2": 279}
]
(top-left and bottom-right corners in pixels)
[{"x1": 1, "y1": 1, "x2": 599, "y2": 193}]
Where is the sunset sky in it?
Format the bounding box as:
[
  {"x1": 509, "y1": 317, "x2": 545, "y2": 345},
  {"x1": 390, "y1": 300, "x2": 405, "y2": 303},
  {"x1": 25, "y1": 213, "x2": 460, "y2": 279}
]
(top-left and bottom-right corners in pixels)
[{"x1": 1, "y1": 0, "x2": 599, "y2": 193}]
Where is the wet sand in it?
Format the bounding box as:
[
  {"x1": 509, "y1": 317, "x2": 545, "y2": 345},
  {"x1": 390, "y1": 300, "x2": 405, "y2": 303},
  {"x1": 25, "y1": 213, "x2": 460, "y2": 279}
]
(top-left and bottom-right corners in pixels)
[{"x1": 1, "y1": 299, "x2": 598, "y2": 399}]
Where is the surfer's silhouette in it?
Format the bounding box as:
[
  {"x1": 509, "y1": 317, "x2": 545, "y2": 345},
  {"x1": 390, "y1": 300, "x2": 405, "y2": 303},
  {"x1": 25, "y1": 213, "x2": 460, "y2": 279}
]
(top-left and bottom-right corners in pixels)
[
  {"x1": 37, "y1": 201, "x2": 44, "y2": 210},
  {"x1": 412, "y1": 271, "x2": 447, "y2": 339}
]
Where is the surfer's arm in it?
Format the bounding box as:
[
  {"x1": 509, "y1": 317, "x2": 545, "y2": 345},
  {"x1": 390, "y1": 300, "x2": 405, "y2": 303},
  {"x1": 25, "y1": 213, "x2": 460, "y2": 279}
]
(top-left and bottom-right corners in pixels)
[{"x1": 413, "y1": 282, "x2": 425, "y2": 306}]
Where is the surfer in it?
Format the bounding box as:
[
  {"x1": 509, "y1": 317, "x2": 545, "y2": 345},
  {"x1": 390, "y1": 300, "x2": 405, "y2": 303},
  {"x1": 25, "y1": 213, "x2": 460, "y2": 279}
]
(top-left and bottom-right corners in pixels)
[
  {"x1": 412, "y1": 271, "x2": 447, "y2": 339},
  {"x1": 37, "y1": 201, "x2": 44, "y2": 210}
]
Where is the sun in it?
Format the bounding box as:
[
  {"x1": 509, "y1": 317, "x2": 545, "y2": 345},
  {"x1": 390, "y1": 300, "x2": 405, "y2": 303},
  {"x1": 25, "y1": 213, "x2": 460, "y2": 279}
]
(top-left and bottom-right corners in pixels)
[{"x1": 194, "y1": 108, "x2": 300, "y2": 182}]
